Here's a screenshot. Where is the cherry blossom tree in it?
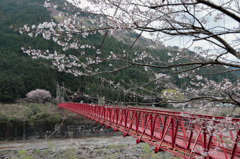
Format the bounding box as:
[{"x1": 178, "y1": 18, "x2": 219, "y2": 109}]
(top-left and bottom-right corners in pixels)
[
  {"x1": 18, "y1": 0, "x2": 240, "y2": 108},
  {"x1": 26, "y1": 89, "x2": 52, "y2": 103}
]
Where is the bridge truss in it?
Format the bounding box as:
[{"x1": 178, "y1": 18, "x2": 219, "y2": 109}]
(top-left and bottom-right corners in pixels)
[{"x1": 58, "y1": 103, "x2": 240, "y2": 159}]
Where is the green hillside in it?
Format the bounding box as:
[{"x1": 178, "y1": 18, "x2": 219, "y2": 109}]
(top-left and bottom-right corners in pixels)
[
  {"x1": 0, "y1": 0, "x2": 236, "y2": 104},
  {"x1": 0, "y1": 0, "x2": 146, "y2": 103},
  {"x1": 0, "y1": 0, "x2": 82, "y2": 101}
]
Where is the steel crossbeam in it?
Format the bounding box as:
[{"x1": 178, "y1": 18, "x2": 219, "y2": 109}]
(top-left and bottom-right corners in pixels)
[{"x1": 58, "y1": 103, "x2": 240, "y2": 159}]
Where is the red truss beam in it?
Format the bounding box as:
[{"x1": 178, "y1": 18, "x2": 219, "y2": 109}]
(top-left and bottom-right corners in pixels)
[{"x1": 58, "y1": 103, "x2": 240, "y2": 159}]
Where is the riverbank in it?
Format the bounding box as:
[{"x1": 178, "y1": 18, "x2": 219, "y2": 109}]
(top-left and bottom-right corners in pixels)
[
  {"x1": 0, "y1": 102, "x2": 124, "y2": 141},
  {"x1": 0, "y1": 136, "x2": 179, "y2": 159}
]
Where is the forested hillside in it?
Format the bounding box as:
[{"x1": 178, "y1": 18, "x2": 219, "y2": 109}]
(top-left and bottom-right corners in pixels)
[
  {"x1": 0, "y1": 0, "x2": 144, "y2": 102},
  {"x1": 0, "y1": 0, "x2": 236, "y2": 104},
  {"x1": 0, "y1": 0, "x2": 82, "y2": 101}
]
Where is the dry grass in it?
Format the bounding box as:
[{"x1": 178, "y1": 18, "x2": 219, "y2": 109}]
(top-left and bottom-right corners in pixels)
[{"x1": 0, "y1": 103, "x2": 62, "y2": 123}]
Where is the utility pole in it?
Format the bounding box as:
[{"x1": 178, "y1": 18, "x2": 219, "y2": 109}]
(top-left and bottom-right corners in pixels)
[{"x1": 56, "y1": 82, "x2": 65, "y2": 103}]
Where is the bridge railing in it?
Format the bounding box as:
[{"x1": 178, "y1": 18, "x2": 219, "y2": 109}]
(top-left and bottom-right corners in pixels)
[{"x1": 58, "y1": 103, "x2": 240, "y2": 159}]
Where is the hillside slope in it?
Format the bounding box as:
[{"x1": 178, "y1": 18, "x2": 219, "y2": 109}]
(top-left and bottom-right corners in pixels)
[{"x1": 0, "y1": 0, "x2": 236, "y2": 104}]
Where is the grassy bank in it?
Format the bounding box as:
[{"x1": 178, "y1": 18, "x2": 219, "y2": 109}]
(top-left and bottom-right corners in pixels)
[{"x1": 0, "y1": 102, "x2": 63, "y2": 124}]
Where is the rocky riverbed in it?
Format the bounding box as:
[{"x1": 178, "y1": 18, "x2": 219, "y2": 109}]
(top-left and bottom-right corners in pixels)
[{"x1": 0, "y1": 136, "x2": 179, "y2": 159}]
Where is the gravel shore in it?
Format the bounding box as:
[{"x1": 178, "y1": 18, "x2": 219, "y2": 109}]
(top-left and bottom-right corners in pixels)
[{"x1": 0, "y1": 136, "x2": 179, "y2": 159}]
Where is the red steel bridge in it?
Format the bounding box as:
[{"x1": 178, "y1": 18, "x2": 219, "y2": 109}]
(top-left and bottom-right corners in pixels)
[{"x1": 58, "y1": 103, "x2": 240, "y2": 159}]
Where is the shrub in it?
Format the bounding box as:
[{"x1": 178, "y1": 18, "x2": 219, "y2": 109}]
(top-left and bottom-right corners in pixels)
[{"x1": 26, "y1": 89, "x2": 52, "y2": 103}]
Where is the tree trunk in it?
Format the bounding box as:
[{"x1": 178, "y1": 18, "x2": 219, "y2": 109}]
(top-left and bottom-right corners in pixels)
[
  {"x1": 5, "y1": 123, "x2": 9, "y2": 141},
  {"x1": 73, "y1": 126, "x2": 76, "y2": 138},
  {"x1": 14, "y1": 122, "x2": 18, "y2": 141},
  {"x1": 23, "y1": 121, "x2": 26, "y2": 141}
]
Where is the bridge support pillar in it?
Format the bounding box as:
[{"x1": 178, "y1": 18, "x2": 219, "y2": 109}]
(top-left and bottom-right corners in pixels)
[
  {"x1": 123, "y1": 133, "x2": 129, "y2": 137},
  {"x1": 136, "y1": 138, "x2": 143, "y2": 144},
  {"x1": 154, "y1": 147, "x2": 164, "y2": 153}
]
